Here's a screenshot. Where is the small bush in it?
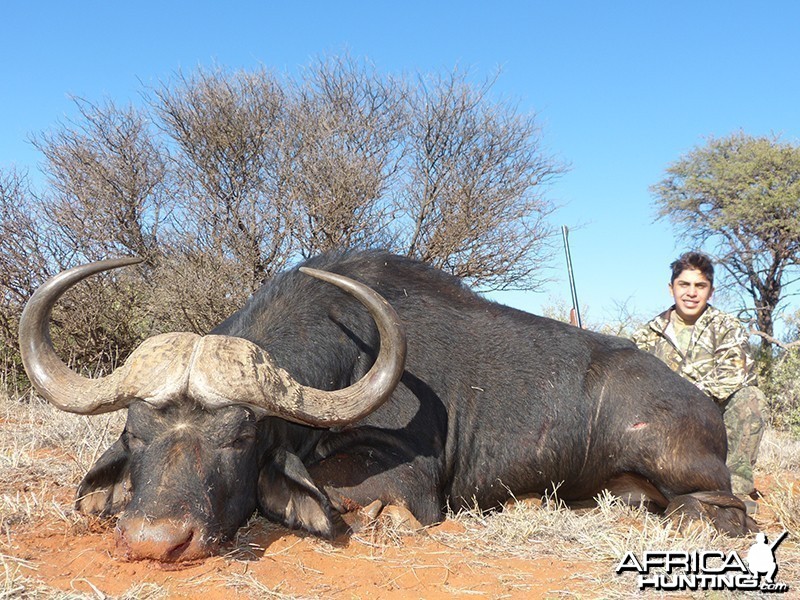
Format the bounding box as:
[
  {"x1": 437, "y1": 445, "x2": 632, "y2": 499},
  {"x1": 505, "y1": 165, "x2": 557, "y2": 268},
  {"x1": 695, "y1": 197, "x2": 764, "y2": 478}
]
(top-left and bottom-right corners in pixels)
[{"x1": 762, "y1": 347, "x2": 800, "y2": 437}]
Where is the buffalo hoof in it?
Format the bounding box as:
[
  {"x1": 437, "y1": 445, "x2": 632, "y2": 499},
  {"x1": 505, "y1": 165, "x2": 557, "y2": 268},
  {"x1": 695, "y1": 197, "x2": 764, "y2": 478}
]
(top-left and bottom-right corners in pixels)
[
  {"x1": 345, "y1": 500, "x2": 424, "y2": 535},
  {"x1": 362, "y1": 499, "x2": 384, "y2": 520},
  {"x1": 380, "y1": 504, "x2": 424, "y2": 532},
  {"x1": 665, "y1": 491, "x2": 758, "y2": 537}
]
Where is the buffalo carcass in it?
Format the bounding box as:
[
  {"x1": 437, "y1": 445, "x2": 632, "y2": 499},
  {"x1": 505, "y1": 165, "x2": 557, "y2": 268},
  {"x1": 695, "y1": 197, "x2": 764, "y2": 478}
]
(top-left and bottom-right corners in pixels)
[{"x1": 19, "y1": 250, "x2": 755, "y2": 562}]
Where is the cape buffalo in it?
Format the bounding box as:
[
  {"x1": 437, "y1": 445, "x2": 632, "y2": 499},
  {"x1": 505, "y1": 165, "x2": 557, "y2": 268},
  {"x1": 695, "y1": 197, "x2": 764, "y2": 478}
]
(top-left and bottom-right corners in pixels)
[{"x1": 19, "y1": 250, "x2": 755, "y2": 562}]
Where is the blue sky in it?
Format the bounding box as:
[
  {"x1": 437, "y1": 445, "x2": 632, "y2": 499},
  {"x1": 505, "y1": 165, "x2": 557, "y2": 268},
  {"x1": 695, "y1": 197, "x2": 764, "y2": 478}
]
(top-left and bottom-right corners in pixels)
[{"x1": 2, "y1": 1, "x2": 799, "y2": 329}]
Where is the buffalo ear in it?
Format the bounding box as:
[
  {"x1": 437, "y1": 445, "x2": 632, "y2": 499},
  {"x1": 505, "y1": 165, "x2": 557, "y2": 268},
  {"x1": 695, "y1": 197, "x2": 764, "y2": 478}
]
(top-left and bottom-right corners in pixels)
[
  {"x1": 75, "y1": 437, "x2": 132, "y2": 516},
  {"x1": 257, "y1": 449, "x2": 345, "y2": 538}
]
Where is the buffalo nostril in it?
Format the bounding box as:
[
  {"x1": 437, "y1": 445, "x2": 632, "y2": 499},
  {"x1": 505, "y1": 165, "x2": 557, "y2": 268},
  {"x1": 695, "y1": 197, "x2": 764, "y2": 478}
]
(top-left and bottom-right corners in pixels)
[
  {"x1": 164, "y1": 530, "x2": 194, "y2": 561},
  {"x1": 116, "y1": 516, "x2": 212, "y2": 562}
]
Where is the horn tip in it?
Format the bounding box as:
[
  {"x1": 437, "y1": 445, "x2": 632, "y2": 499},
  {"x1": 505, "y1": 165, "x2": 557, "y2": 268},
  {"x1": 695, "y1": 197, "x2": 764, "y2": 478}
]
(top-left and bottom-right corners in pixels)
[{"x1": 299, "y1": 266, "x2": 328, "y2": 280}]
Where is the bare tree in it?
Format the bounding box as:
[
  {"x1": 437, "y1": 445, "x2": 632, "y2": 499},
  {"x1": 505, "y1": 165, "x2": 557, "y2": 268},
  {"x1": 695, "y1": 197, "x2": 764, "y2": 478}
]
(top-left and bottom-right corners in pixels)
[
  {"x1": 3, "y1": 59, "x2": 567, "y2": 394},
  {"x1": 0, "y1": 169, "x2": 48, "y2": 388},
  {"x1": 0, "y1": 166, "x2": 151, "y2": 379},
  {"x1": 398, "y1": 69, "x2": 564, "y2": 291},
  {"x1": 147, "y1": 246, "x2": 250, "y2": 334},
  {"x1": 152, "y1": 67, "x2": 294, "y2": 292},
  {"x1": 288, "y1": 55, "x2": 406, "y2": 256},
  {"x1": 0, "y1": 169, "x2": 48, "y2": 302},
  {"x1": 32, "y1": 99, "x2": 170, "y2": 265}
]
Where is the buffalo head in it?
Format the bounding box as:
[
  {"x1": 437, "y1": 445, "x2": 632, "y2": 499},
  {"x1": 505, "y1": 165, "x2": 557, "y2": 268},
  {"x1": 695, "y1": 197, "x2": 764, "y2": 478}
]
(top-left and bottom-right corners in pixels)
[{"x1": 19, "y1": 258, "x2": 406, "y2": 561}]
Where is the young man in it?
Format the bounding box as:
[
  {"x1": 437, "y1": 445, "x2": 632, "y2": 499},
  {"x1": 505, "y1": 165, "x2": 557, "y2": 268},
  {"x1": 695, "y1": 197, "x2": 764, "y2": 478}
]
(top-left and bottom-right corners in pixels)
[{"x1": 631, "y1": 252, "x2": 765, "y2": 501}]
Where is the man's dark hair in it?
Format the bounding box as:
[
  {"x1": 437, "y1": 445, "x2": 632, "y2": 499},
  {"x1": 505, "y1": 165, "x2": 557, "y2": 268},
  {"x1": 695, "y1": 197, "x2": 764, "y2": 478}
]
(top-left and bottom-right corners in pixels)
[{"x1": 670, "y1": 252, "x2": 714, "y2": 285}]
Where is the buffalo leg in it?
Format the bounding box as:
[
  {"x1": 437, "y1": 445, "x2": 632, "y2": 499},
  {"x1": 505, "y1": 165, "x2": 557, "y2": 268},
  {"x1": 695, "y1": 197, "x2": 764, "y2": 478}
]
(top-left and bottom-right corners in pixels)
[
  {"x1": 307, "y1": 450, "x2": 443, "y2": 527},
  {"x1": 635, "y1": 446, "x2": 757, "y2": 536}
]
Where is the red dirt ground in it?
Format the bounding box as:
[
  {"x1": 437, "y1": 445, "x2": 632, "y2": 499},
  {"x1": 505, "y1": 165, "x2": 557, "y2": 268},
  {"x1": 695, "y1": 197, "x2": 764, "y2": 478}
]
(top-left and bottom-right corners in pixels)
[
  {"x1": 9, "y1": 505, "x2": 599, "y2": 598},
  {"x1": 2, "y1": 413, "x2": 612, "y2": 598},
  {"x1": 5, "y1": 444, "x2": 794, "y2": 598}
]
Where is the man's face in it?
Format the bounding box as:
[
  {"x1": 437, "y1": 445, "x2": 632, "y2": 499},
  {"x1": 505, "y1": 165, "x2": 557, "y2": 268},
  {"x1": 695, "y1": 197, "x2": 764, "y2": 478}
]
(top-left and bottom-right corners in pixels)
[{"x1": 669, "y1": 269, "x2": 713, "y2": 324}]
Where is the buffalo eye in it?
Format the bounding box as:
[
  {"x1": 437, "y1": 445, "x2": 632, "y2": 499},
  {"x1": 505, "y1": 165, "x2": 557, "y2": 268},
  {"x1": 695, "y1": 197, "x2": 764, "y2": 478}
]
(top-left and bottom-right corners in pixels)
[
  {"x1": 223, "y1": 428, "x2": 257, "y2": 452},
  {"x1": 123, "y1": 430, "x2": 146, "y2": 452}
]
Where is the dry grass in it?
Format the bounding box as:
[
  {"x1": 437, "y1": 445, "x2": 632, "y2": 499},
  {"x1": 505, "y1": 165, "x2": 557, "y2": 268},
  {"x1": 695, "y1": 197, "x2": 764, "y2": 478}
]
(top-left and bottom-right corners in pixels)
[
  {"x1": 439, "y1": 486, "x2": 799, "y2": 598},
  {"x1": 0, "y1": 393, "x2": 124, "y2": 535},
  {"x1": 1, "y1": 392, "x2": 799, "y2": 598}
]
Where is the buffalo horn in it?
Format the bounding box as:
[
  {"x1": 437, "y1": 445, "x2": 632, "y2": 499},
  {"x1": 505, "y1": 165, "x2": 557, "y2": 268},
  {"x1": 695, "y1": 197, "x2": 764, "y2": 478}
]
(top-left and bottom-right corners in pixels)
[
  {"x1": 186, "y1": 266, "x2": 407, "y2": 426},
  {"x1": 18, "y1": 258, "x2": 148, "y2": 414},
  {"x1": 19, "y1": 259, "x2": 407, "y2": 426}
]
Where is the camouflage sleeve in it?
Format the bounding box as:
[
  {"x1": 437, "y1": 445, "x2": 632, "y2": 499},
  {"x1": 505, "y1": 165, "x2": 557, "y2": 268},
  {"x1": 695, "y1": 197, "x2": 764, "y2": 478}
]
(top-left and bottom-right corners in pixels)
[
  {"x1": 630, "y1": 325, "x2": 656, "y2": 353},
  {"x1": 681, "y1": 318, "x2": 755, "y2": 403}
]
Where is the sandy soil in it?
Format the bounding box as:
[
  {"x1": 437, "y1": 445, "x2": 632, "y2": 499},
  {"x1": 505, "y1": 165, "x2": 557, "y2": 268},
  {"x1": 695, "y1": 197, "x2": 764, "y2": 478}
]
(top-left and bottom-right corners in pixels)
[
  {"x1": 3, "y1": 408, "x2": 614, "y2": 598},
  {"x1": 3, "y1": 413, "x2": 795, "y2": 598},
  {"x1": 8, "y1": 499, "x2": 600, "y2": 598}
]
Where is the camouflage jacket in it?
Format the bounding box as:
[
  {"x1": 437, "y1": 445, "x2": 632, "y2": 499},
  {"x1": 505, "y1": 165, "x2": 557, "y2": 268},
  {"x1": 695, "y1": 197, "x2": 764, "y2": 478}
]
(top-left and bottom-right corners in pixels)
[{"x1": 631, "y1": 304, "x2": 756, "y2": 404}]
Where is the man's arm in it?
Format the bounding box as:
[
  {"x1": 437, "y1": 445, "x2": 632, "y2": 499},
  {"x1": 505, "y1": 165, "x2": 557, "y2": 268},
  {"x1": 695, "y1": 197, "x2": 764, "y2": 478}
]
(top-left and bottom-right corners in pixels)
[
  {"x1": 630, "y1": 325, "x2": 654, "y2": 352},
  {"x1": 631, "y1": 320, "x2": 665, "y2": 354}
]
